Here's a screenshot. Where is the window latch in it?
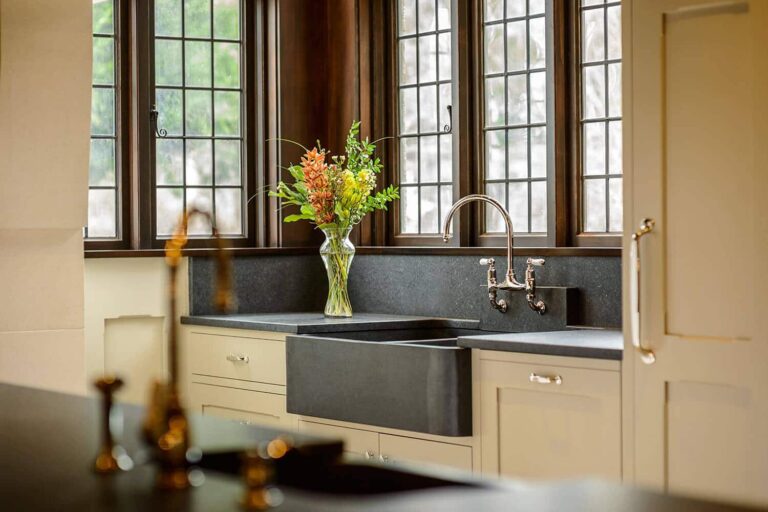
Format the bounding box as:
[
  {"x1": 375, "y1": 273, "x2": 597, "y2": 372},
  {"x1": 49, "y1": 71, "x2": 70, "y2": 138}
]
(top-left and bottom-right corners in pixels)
[
  {"x1": 150, "y1": 104, "x2": 167, "y2": 138},
  {"x1": 443, "y1": 104, "x2": 452, "y2": 134}
]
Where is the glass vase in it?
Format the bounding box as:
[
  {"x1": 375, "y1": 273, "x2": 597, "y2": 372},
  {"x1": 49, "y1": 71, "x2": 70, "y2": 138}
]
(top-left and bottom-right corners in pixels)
[{"x1": 320, "y1": 226, "x2": 355, "y2": 317}]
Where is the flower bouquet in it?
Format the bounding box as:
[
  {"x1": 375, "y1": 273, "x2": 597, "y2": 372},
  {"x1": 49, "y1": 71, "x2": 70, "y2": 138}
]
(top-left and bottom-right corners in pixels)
[{"x1": 270, "y1": 121, "x2": 399, "y2": 317}]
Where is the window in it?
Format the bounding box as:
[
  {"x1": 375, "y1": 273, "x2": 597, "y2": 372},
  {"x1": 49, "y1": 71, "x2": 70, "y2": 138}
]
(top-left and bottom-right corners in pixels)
[
  {"x1": 579, "y1": 0, "x2": 622, "y2": 234},
  {"x1": 481, "y1": 0, "x2": 548, "y2": 236},
  {"x1": 86, "y1": 0, "x2": 257, "y2": 249},
  {"x1": 396, "y1": 0, "x2": 454, "y2": 237},
  {"x1": 153, "y1": 0, "x2": 245, "y2": 238},
  {"x1": 385, "y1": 0, "x2": 622, "y2": 248},
  {"x1": 87, "y1": 0, "x2": 121, "y2": 239}
]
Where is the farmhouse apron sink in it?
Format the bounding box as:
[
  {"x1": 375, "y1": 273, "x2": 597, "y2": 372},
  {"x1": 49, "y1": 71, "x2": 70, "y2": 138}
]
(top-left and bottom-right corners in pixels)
[{"x1": 286, "y1": 328, "x2": 488, "y2": 437}]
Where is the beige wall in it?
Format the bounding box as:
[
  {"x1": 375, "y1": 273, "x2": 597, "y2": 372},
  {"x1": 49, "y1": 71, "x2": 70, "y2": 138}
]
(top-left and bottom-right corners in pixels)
[
  {"x1": 84, "y1": 258, "x2": 189, "y2": 403},
  {"x1": 0, "y1": 0, "x2": 91, "y2": 394}
]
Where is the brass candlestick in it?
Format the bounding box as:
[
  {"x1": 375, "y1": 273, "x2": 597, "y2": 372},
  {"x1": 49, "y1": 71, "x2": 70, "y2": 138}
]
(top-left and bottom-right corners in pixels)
[
  {"x1": 93, "y1": 376, "x2": 133, "y2": 474},
  {"x1": 143, "y1": 208, "x2": 233, "y2": 490}
]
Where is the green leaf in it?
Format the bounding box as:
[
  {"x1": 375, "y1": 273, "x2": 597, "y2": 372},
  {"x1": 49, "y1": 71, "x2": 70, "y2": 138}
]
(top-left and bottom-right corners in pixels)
[{"x1": 284, "y1": 213, "x2": 314, "y2": 222}]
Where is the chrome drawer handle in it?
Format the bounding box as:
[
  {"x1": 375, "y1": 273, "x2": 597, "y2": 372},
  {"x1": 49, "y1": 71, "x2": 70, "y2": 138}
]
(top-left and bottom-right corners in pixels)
[
  {"x1": 226, "y1": 353, "x2": 249, "y2": 363},
  {"x1": 364, "y1": 450, "x2": 375, "y2": 460},
  {"x1": 379, "y1": 454, "x2": 389, "y2": 463},
  {"x1": 529, "y1": 372, "x2": 562, "y2": 385}
]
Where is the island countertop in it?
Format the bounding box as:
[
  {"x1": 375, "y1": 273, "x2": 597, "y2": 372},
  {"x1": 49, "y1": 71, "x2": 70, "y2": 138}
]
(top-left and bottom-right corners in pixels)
[
  {"x1": 458, "y1": 328, "x2": 623, "y2": 360},
  {"x1": 0, "y1": 384, "x2": 754, "y2": 512},
  {"x1": 181, "y1": 312, "x2": 480, "y2": 334}
]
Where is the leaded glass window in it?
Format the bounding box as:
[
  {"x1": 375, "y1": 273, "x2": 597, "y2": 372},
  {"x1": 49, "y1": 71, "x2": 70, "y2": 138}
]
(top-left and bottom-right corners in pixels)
[
  {"x1": 397, "y1": 0, "x2": 454, "y2": 235},
  {"x1": 482, "y1": 0, "x2": 548, "y2": 235},
  {"x1": 153, "y1": 0, "x2": 244, "y2": 237},
  {"x1": 87, "y1": 0, "x2": 120, "y2": 239},
  {"x1": 580, "y1": 0, "x2": 622, "y2": 233}
]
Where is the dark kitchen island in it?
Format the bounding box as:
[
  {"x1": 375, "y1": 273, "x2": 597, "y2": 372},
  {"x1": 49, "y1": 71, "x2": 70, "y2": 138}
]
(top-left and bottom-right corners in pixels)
[{"x1": 0, "y1": 384, "x2": 756, "y2": 512}]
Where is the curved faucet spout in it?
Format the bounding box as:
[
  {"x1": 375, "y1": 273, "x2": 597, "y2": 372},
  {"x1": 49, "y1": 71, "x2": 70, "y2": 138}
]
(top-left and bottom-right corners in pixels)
[{"x1": 442, "y1": 194, "x2": 521, "y2": 287}]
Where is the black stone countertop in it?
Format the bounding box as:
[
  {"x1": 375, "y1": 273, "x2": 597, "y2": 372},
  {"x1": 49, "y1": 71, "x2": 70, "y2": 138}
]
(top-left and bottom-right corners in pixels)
[
  {"x1": 458, "y1": 328, "x2": 623, "y2": 360},
  {"x1": 1, "y1": 384, "x2": 756, "y2": 512},
  {"x1": 181, "y1": 312, "x2": 480, "y2": 334}
]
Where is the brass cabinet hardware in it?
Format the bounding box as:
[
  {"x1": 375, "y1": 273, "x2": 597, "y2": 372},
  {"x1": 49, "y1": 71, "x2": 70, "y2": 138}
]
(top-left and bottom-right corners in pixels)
[{"x1": 630, "y1": 218, "x2": 656, "y2": 365}]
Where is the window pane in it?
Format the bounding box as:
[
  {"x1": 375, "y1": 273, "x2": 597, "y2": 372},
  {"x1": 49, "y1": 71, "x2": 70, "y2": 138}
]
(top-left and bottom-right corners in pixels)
[
  {"x1": 157, "y1": 188, "x2": 184, "y2": 236},
  {"x1": 92, "y1": 37, "x2": 114, "y2": 85},
  {"x1": 187, "y1": 188, "x2": 213, "y2": 234},
  {"x1": 213, "y1": 0, "x2": 240, "y2": 40},
  {"x1": 93, "y1": 0, "x2": 114, "y2": 34},
  {"x1": 439, "y1": 185, "x2": 453, "y2": 228},
  {"x1": 506, "y1": 20, "x2": 526, "y2": 72},
  {"x1": 215, "y1": 188, "x2": 242, "y2": 235},
  {"x1": 157, "y1": 139, "x2": 184, "y2": 186},
  {"x1": 156, "y1": 88, "x2": 184, "y2": 136},
  {"x1": 485, "y1": 0, "x2": 503, "y2": 22},
  {"x1": 156, "y1": 40, "x2": 183, "y2": 86},
  {"x1": 215, "y1": 140, "x2": 241, "y2": 185},
  {"x1": 485, "y1": 130, "x2": 505, "y2": 180},
  {"x1": 399, "y1": 39, "x2": 418, "y2": 85},
  {"x1": 420, "y1": 136, "x2": 438, "y2": 183},
  {"x1": 184, "y1": 0, "x2": 211, "y2": 38},
  {"x1": 91, "y1": 88, "x2": 115, "y2": 136},
  {"x1": 417, "y1": 0, "x2": 435, "y2": 33},
  {"x1": 213, "y1": 42, "x2": 240, "y2": 88},
  {"x1": 401, "y1": 187, "x2": 419, "y2": 233},
  {"x1": 580, "y1": 1, "x2": 622, "y2": 234},
  {"x1": 156, "y1": 0, "x2": 182, "y2": 37},
  {"x1": 89, "y1": 139, "x2": 116, "y2": 186},
  {"x1": 87, "y1": 189, "x2": 117, "y2": 238},
  {"x1": 155, "y1": 0, "x2": 245, "y2": 238},
  {"x1": 214, "y1": 90, "x2": 240, "y2": 136},
  {"x1": 484, "y1": 24, "x2": 504, "y2": 75},
  {"x1": 418, "y1": 34, "x2": 437, "y2": 83},
  {"x1": 397, "y1": 0, "x2": 453, "y2": 235},
  {"x1": 185, "y1": 90, "x2": 212, "y2": 135},
  {"x1": 185, "y1": 41, "x2": 212, "y2": 87},
  {"x1": 186, "y1": 139, "x2": 213, "y2": 185},
  {"x1": 482, "y1": 0, "x2": 549, "y2": 235},
  {"x1": 584, "y1": 179, "x2": 606, "y2": 232}
]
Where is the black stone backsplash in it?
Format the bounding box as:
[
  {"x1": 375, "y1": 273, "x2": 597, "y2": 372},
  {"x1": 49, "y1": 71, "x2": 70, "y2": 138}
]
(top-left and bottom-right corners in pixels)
[{"x1": 190, "y1": 253, "x2": 621, "y2": 331}]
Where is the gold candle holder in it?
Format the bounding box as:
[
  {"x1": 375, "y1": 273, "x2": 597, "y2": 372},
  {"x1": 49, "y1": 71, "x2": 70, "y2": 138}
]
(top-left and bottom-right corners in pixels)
[{"x1": 93, "y1": 376, "x2": 133, "y2": 474}]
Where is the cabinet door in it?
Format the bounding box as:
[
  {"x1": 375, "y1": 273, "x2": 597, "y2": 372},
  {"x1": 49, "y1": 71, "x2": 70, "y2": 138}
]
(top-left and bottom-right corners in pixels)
[
  {"x1": 627, "y1": 0, "x2": 768, "y2": 506},
  {"x1": 480, "y1": 360, "x2": 620, "y2": 480},
  {"x1": 379, "y1": 434, "x2": 472, "y2": 472},
  {"x1": 298, "y1": 420, "x2": 379, "y2": 461},
  {"x1": 190, "y1": 382, "x2": 295, "y2": 430}
]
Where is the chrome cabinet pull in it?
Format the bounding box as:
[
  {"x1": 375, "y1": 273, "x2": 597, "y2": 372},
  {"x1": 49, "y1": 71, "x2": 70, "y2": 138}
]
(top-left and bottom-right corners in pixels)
[
  {"x1": 379, "y1": 454, "x2": 389, "y2": 463},
  {"x1": 364, "y1": 450, "x2": 375, "y2": 460},
  {"x1": 529, "y1": 373, "x2": 562, "y2": 385},
  {"x1": 630, "y1": 218, "x2": 656, "y2": 364},
  {"x1": 226, "y1": 353, "x2": 249, "y2": 364}
]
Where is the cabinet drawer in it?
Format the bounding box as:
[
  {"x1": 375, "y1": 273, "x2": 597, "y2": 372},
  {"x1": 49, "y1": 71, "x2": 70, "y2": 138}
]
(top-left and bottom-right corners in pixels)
[
  {"x1": 379, "y1": 434, "x2": 472, "y2": 471},
  {"x1": 188, "y1": 331, "x2": 285, "y2": 386},
  {"x1": 298, "y1": 420, "x2": 378, "y2": 460},
  {"x1": 491, "y1": 360, "x2": 619, "y2": 400},
  {"x1": 190, "y1": 382, "x2": 294, "y2": 430}
]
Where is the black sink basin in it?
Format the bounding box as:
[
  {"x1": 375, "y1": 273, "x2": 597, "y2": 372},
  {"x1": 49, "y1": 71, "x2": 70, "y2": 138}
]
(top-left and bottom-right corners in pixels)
[{"x1": 286, "y1": 328, "x2": 491, "y2": 437}]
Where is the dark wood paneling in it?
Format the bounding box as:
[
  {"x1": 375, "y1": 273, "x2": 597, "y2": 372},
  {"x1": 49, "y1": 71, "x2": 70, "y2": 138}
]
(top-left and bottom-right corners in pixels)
[{"x1": 274, "y1": 0, "x2": 361, "y2": 247}]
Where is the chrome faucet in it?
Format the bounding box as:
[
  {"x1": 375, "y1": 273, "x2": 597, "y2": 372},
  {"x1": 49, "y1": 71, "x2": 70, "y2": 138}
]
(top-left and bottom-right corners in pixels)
[{"x1": 442, "y1": 194, "x2": 547, "y2": 315}]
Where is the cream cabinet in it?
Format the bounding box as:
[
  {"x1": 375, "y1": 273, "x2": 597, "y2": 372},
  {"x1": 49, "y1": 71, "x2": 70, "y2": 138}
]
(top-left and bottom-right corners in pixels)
[
  {"x1": 182, "y1": 326, "x2": 296, "y2": 430},
  {"x1": 478, "y1": 351, "x2": 621, "y2": 481},
  {"x1": 299, "y1": 419, "x2": 473, "y2": 471}
]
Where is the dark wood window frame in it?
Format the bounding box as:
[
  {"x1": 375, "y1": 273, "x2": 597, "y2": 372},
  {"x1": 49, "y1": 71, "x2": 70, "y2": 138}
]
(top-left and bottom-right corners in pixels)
[
  {"x1": 86, "y1": 0, "x2": 263, "y2": 251},
  {"x1": 374, "y1": 0, "x2": 621, "y2": 249}
]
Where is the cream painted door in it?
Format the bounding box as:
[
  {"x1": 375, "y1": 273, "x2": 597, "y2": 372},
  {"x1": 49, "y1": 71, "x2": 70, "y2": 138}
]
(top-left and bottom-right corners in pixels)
[
  {"x1": 479, "y1": 358, "x2": 621, "y2": 480},
  {"x1": 626, "y1": 0, "x2": 768, "y2": 506}
]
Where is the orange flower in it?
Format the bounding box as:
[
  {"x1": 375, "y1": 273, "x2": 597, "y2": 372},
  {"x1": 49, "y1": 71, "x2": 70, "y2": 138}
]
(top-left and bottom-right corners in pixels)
[{"x1": 301, "y1": 148, "x2": 335, "y2": 224}]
